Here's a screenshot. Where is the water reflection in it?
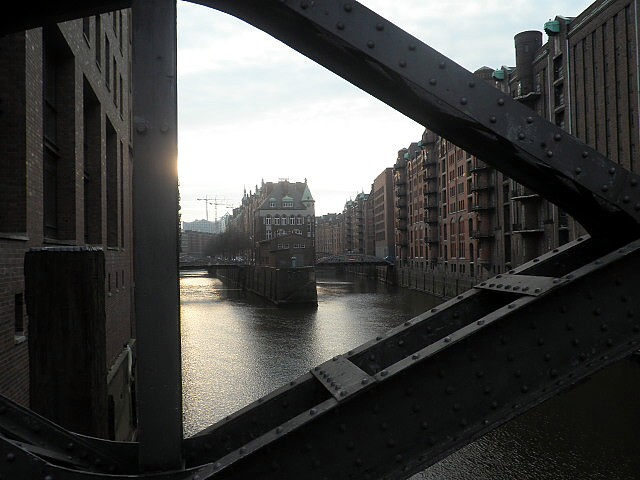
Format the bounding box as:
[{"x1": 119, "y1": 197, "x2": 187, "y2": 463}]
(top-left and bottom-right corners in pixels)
[{"x1": 180, "y1": 270, "x2": 640, "y2": 479}]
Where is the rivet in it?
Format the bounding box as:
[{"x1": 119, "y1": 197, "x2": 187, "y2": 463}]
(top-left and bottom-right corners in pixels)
[
  {"x1": 521, "y1": 385, "x2": 529, "y2": 393},
  {"x1": 367, "y1": 40, "x2": 375, "y2": 48},
  {"x1": 380, "y1": 422, "x2": 388, "y2": 431},
  {"x1": 336, "y1": 21, "x2": 345, "y2": 30},
  {"x1": 457, "y1": 295, "x2": 464, "y2": 299},
  {"x1": 533, "y1": 258, "x2": 539, "y2": 262},
  {"x1": 631, "y1": 178, "x2": 638, "y2": 186},
  {"x1": 607, "y1": 338, "x2": 614, "y2": 346},
  {"x1": 483, "y1": 385, "x2": 492, "y2": 394},
  {"x1": 546, "y1": 150, "x2": 553, "y2": 157},
  {"x1": 6, "y1": 452, "x2": 15, "y2": 462},
  {"x1": 497, "y1": 98, "x2": 505, "y2": 106},
  {"x1": 460, "y1": 418, "x2": 468, "y2": 427},
  {"x1": 594, "y1": 308, "x2": 602, "y2": 316},
  {"x1": 394, "y1": 453, "x2": 402, "y2": 462},
  {"x1": 310, "y1": 408, "x2": 317, "y2": 415},
  {"x1": 239, "y1": 447, "x2": 246, "y2": 455},
  {"x1": 445, "y1": 386, "x2": 454, "y2": 394},
  {"x1": 609, "y1": 167, "x2": 616, "y2": 175},
  {"x1": 444, "y1": 336, "x2": 451, "y2": 343},
  {"x1": 438, "y1": 61, "x2": 446, "y2": 69},
  {"x1": 600, "y1": 323, "x2": 608, "y2": 331},
  {"x1": 375, "y1": 23, "x2": 384, "y2": 31},
  {"x1": 460, "y1": 97, "x2": 468, "y2": 105},
  {"x1": 431, "y1": 308, "x2": 438, "y2": 313},
  {"x1": 518, "y1": 132, "x2": 526, "y2": 140},
  {"x1": 429, "y1": 78, "x2": 437, "y2": 86},
  {"x1": 575, "y1": 167, "x2": 582, "y2": 175},
  {"x1": 489, "y1": 115, "x2": 497, "y2": 123},
  {"x1": 480, "y1": 282, "x2": 487, "y2": 286},
  {"x1": 380, "y1": 370, "x2": 388, "y2": 377},
  {"x1": 513, "y1": 286, "x2": 520, "y2": 291},
  {"x1": 412, "y1": 353, "x2": 420, "y2": 360},
  {"x1": 544, "y1": 353, "x2": 552, "y2": 361},
  {"x1": 601, "y1": 185, "x2": 609, "y2": 192},
  {"x1": 300, "y1": 1, "x2": 308, "y2": 8},
  {"x1": 554, "y1": 133, "x2": 562, "y2": 141},
  {"x1": 623, "y1": 196, "x2": 630, "y2": 203},
  {"x1": 376, "y1": 336, "x2": 382, "y2": 341},
  {"x1": 573, "y1": 338, "x2": 580, "y2": 346},
  {"x1": 514, "y1": 369, "x2": 522, "y2": 378},
  {"x1": 582, "y1": 151, "x2": 589, "y2": 158},
  {"x1": 408, "y1": 44, "x2": 416, "y2": 51},
  {"x1": 361, "y1": 377, "x2": 369, "y2": 385},
  {"x1": 476, "y1": 370, "x2": 484, "y2": 378},
  {"x1": 343, "y1": 3, "x2": 352, "y2": 12},
  {"x1": 399, "y1": 60, "x2": 407, "y2": 68},
  {"x1": 522, "y1": 286, "x2": 530, "y2": 291},
  {"x1": 635, "y1": 203, "x2": 640, "y2": 211},
  {"x1": 421, "y1": 421, "x2": 428, "y2": 429},
  {"x1": 477, "y1": 320, "x2": 485, "y2": 326},
  {"x1": 404, "y1": 320, "x2": 412, "y2": 326},
  {"x1": 534, "y1": 288, "x2": 541, "y2": 293},
  {"x1": 526, "y1": 117, "x2": 534, "y2": 124},
  {"x1": 398, "y1": 339, "x2": 404, "y2": 346},
  {"x1": 508, "y1": 304, "x2": 515, "y2": 309}
]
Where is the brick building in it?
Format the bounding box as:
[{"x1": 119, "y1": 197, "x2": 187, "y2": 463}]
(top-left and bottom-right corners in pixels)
[
  {"x1": 371, "y1": 168, "x2": 395, "y2": 259},
  {"x1": 229, "y1": 179, "x2": 316, "y2": 266},
  {"x1": 315, "y1": 213, "x2": 344, "y2": 256},
  {"x1": 391, "y1": 0, "x2": 639, "y2": 296},
  {"x1": 0, "y1": 12, "x2": 136, "y2": 439}
]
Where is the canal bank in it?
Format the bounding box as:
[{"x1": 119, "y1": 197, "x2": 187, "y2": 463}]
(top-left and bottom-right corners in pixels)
[
  {"x1": 181, "y1": 269, "x2": 640, "y2": 479},
  {"x1": 210, "y1": 264, "x2": 317, "y2": 306}
]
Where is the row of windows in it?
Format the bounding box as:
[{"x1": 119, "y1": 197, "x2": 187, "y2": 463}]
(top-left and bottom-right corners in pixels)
[
  {"x1": 276, "y1": 243, "x2": 307, "y2": 249},
  {"x1": 269, "y1": 200, "x2": 294, "y2": 208},
  {"x1": 264, "y1": 216, "x2": 305, "y2": 225}
]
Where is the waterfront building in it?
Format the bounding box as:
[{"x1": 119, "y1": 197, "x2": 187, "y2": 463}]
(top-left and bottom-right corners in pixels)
[
  {"x1": 180, "y1": 229, "x2": 214, "y2": 259},
  {"x1": 342, "y1": 192, "x2": 371, "y2": 254},
  {"x1": 392, "y1": 0, "x2": 639, "y2": 295},
  {"x1": 372, "y1": 168, "x2": 395, "y2": 259},
  {"x1": 315, "y1": 213, "x2": 344, "y2": 256},
  {"x1": 0, "y1": 11, "x2": 136, "y2": 439},
  {"x1": 229, "y1": 179, "x2": 316, "y2": 266}
]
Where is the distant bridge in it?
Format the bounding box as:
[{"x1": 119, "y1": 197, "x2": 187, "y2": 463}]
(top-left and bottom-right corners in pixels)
[{"x1": 316, "y1": 253, "x2": 392, "y2": 266}]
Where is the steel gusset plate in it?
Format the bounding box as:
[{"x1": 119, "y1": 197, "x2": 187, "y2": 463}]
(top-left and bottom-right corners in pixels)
[{"x1": 200, "y1": 0, "x2": 640, "y2": 237}]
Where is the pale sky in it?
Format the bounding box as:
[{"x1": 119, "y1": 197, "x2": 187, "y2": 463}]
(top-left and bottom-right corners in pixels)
[{"x1": 177, "y1": 0, "x2": 594, "y2": 222}]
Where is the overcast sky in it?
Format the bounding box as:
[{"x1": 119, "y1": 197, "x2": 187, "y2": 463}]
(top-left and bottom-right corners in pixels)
[{"x1": 177, "y1": 0, "x2": 594, "y2": 222}]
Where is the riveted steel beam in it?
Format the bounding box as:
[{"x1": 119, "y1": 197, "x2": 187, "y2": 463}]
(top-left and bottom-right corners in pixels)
[
  {"x1": 176, "y1": 235, "x2": 640, "y2": 479},
  {"x1": 197, "y1": 0, "x2": 640, "y2": 237}
]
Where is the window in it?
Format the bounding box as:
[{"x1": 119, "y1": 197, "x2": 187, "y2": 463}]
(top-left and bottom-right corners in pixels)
[
  {"x1": 283, "y1": 200, "x2": 293, "y2": 208},
  {"x1": 274, "y1": 216, "x2": 280, "y2": 225},
  {"x1": 270, "y1": 200, "x2": 276, "y2": 207},
  {"x1": 265, "y1": 216, "x2": 271, "y2": 225},
  {"x1": 266, "y1": 231, "x2": 272, "y2": 240},
  {"x1": 296, "y1": 216, "x2": 302, "y2": 225}
]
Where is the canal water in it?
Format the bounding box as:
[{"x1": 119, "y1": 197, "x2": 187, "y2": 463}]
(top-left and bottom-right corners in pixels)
[{"x1": 180, "y1": 270, "x2": 640, "y2": 479}]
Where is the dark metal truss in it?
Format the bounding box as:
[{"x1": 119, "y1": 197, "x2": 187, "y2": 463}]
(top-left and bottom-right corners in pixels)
[{"x1": 1, "y1": 1, "x2": 640, "y2": 479}]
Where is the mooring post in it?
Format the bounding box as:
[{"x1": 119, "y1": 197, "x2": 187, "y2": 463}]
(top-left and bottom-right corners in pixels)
[{"x1": 132, "y1": 0, "x2": 183, "y2": 471}]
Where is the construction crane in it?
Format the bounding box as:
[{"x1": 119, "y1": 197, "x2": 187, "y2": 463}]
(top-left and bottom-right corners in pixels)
[{"x1": 197, "y1": 195, "x2": 234, "y2": 222}]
